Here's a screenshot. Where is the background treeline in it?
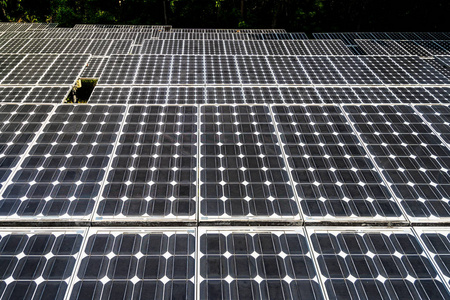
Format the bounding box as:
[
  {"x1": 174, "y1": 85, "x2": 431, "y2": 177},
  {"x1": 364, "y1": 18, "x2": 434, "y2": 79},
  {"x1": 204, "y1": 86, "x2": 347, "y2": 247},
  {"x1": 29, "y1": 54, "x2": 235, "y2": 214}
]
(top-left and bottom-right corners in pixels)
[{"x1": 1, "y1": 0, "x2": 449, "y2": 32}]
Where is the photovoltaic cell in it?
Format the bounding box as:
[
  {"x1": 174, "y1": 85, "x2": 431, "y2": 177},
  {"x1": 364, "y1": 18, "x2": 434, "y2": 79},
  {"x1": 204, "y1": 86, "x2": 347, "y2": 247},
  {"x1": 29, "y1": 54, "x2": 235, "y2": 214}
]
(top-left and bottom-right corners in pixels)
[
  {"x1": 390, "y1": 56, "x2": 450, "y2": 85},
  {"x1": 344, "y1": 105, "x2": 450, "y2": 222},
  {"x1": 308, "y1": 228, "x2": 450, "y2": 300},
  {"x1": 198, "y1": 228, "x2": 324, "y2": 300},
  {"x1": 96, "y1": 105, "x2": 197, "y2": 221},
  {"x1": 199, "y1": 105, "x2": 299, "y2": 221},
  {"x1": 0, "y1": 105, "x2": 124, "y2": 220},
  {"x1": 273, "y1": 105, "x2": 404, "y2": 222},
  {"x1": 68, "y1": 228, "x2": 196, "y2": 300}
]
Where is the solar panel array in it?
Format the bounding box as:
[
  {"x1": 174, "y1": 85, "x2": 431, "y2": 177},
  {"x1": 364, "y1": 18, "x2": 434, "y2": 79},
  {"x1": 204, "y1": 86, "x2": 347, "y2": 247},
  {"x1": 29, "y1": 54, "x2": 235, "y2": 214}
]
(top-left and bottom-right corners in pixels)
[{"x1": 1, "y1": 22, "x2": 450, "y2": 299}]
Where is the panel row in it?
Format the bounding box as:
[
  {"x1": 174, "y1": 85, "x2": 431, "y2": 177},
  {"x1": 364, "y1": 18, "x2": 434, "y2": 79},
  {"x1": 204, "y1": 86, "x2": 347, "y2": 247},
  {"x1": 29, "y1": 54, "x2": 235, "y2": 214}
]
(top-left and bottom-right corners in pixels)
[
  {"x1": 0, "y1": 104, "x2": 450, "y2": 224},
  {"x1": 140, "y1": 40, "x2": 351, "y2": 56},
  {"x1": 0, "y1": 54, "x2": 90, "y2": 86},
  {"x1": 0, "y1": 31, "x2": 153, "y2": 45},
  {"x1": 98, "y1": 55, "x2": 450, "y2": 86},
  {"x1": 0, "y1": 38, "x2": 133, "y2": 56},
  {"x1": 157, "y1": 32, "x2": 308, "y2": 40},
  {"x1": 313, "y1": 32, "x2": 450, "y2": 46},
  {"x1": 0, "y1": 226, "x2": 449, "y2": 300},
  {"x1": 88, "y1": 86, "x2": 450, "y2": 105},
  {"x1": 356, "y1": 40, "x2": 450, "y2": 57}
]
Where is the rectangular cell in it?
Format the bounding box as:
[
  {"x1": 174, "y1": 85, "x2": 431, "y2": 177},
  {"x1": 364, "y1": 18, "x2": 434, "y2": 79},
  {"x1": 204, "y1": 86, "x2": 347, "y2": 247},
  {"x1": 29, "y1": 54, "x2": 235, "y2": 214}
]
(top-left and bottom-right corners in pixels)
[
  {"x1": 199, "y1": 105, "x2": 300, "y2": 221},
  {"x1": 273, "y1": 105, "x2": 405, "y2": 223},
  {"x1": 96, "y1": 105, "x2": 197, "y2": 222}
]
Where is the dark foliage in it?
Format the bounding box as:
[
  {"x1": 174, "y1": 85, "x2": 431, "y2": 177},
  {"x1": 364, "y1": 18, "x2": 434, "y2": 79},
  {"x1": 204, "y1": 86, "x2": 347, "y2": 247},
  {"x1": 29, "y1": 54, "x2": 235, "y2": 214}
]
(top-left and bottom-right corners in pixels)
[{"x1": 0, "y1": 0, "x2": 449, "y2": 32}]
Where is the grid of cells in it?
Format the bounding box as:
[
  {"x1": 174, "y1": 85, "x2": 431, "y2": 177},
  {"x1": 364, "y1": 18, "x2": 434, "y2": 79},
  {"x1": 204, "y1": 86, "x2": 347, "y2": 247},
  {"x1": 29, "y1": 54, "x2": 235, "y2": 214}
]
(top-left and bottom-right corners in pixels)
[
  {"x1": 89, "y1": 86, "x2": 132, "y2": 104},
  {"x1": 273, "y1": 105, "x2": 404, "y2": 222},
  {"x1": 309, "y1": 228, "x2": 450, "y2": 300},
  {"x1": 425, "y1": 58, "x2": 450, "y2": 79},
  {"x1": 416, "y1": 228, "x2": 450, "y2": 288},
  {"x1": 23, "y1": 86, "x2": 70, "y2": 103},
  {"x1": 68, "y1": 229, "x2": 196, "y2": 300},
  {"x1": 266, "y1": 56, "x2": 311, "y2": 85},
  {"x1": 0, "y1": 229, "x2": 85, "y2": 300},
  {"x1": 314, "y1": 87, "x2": 361, "y2": 104},
  {"x1": 350, "y1": 87, "x2": 400, "y2": 104},
  {"x1": 80, "y1": 56, "x2": 109, "y2": 78},
  {"x1": 0, "y1": 105, "x2": 124, "y2": 220},
  {"x1": 297, "y1": 56, "x2": 346, "y2": 85},
  {"x1": 96, "y1": 105, "x2": 197, "y2": 221},
  {"x1": 416, "y1": 41, "x2": 450, "y2": 55},
  {"x1": 278, "y1": 87, "x2": 322, "y2": 104},
  {"x1": 0, "y1": 104, "x2": 52, "y2": 194},
  {"x1": 0, "y1": 54, "x2": 89, "y2": 86},
  {"x1": 344, "y1": 105, "x2": 450, "y2": 222},
  {"x1": 415, "y1": 105, "x2": 450, "y2": 144},
  {"x1": 359, "y1": 56, "x2": 418, "y2": 85},
  {"x1": 327, "y1": 56, "x2": 383, "y2": 85},
  {"x1": 199, "y1": 105, "x2": 299, "y2": 220},
  {"x1": 304, "y1": 40, "x2": 352, "y2": 55},
  {"x1": 424, "y1": 87, "x2": 450, "y2": 103},
  {"x1": 0, "y1": 87, "x2": 32, "y2": 102},
  {"x1": 390, "y1": 56, "x2": 450, "y2": 85},
  {"x1": 198, "y1": 228, "x2": 324, "y2": 300},
  {"x1": 167, "y1": 87, "x2": 204, "y2": 104},
  {"x1": 395, "y1": 40, "x2": 433, "y2": 56},
  {"x1": 389, "y1": 87, "x2": 439, "y2": 104}
]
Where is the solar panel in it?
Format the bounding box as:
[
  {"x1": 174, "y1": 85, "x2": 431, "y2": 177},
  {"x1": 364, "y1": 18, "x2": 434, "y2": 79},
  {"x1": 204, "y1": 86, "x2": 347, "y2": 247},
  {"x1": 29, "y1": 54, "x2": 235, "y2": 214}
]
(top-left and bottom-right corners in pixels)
[
  {"x1": 388, "y1": 87, "x2": 439, "y2": 104},
  {"x1": 358, "y1": 56, "x2": 418, "y2": 85},
  {"x1": 278, "y1": 87, "x2": 322, "y2": 104},
  {"x1": 0, "y1": 104, "x2": 53, "y2": 193},
  {"x1": 0, "y1": 54, "x2": 89, "y2": 86},
  {"x1": 0, "y1": 87, "x2": 32, "y2": 102},
  {"x1": 315, "y1": 87, "x2": 361, "y2": 104},
  {"x1": 198, "y1": 227, "x2": 324, "y2": 300},
  {"x1": 344, "y1": 105, "x2": 450, "y2": 222},
  {"x1": 67, "y1": 228, "x2": 196, "y2": 300},
  {"x1": 273, "y1": 105, "x2": 404, "y2": 222},
  {"x1": 96, "y1": 105, "x2": 197, "y2": 221},
  {"x1": 0, "y1": 228, "x2": 86, "y2": 300},
  {"x1": 304, "y1": 40, "x2": 352, "y2": 55},
  {"x1": 395, "y1": 40, "x2": 433, "y2": 57},
  {"x1": 199, "y1": 105, "x2": 299, "y2": 221},
  {"x1": 235, "y1": 56, "x2": 276, "y2": 85},
  {"x1": 415, "y1": 41, "x2": 450, "y2": 55},
  {"x1": 80, "y1": 56, "x2": 109, "y2": 78},
  {"x1": 390, "y1": 56, "x2": 450, "y2": 85},
  {"x1": 424, "y1": 87, "x2": 450, "y2": 103},
  {"x1": 308, "y1": 227, "x2": 449, "y2": 300},
  {"x1": 0, "y1": 104, "x2": 124, "y2": 220},
  {"x1": 24, "y1": 86, "x2": 70, "y2": 103},
  {"x1": 351, "y1": 87, "x2": 400, "y2": 104},
  {"x1": 327, "y1": 56, "x2": 383, "y2": 85},
  {"x1": 297, "y1": 56, "x2": 346, "y2": 85}
]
